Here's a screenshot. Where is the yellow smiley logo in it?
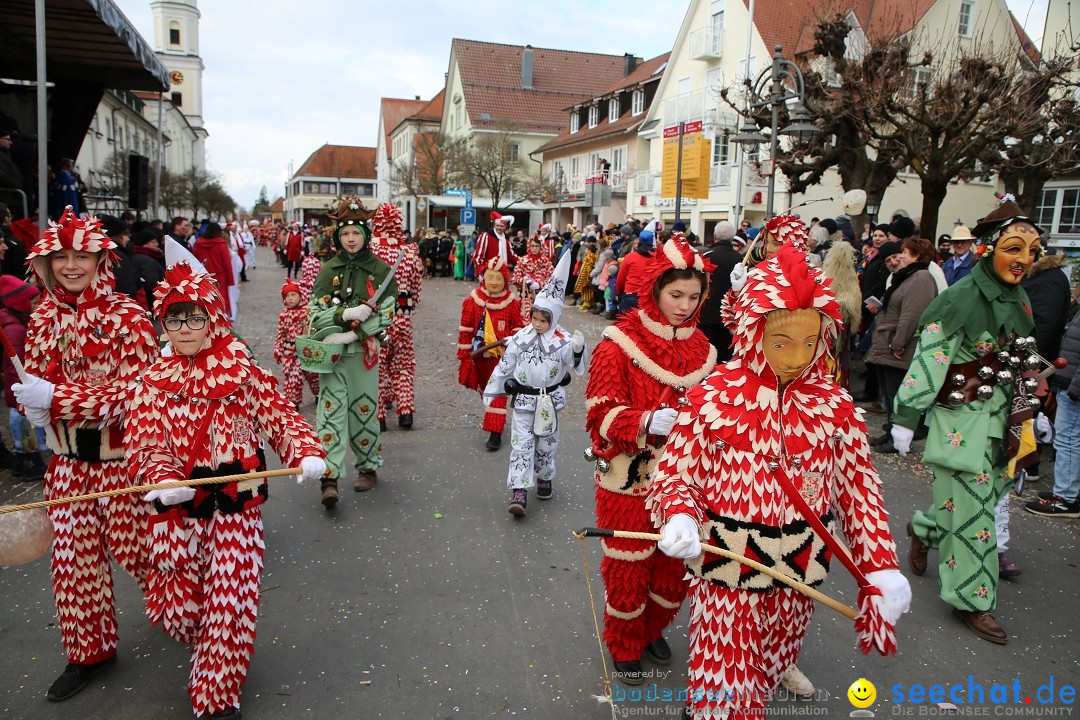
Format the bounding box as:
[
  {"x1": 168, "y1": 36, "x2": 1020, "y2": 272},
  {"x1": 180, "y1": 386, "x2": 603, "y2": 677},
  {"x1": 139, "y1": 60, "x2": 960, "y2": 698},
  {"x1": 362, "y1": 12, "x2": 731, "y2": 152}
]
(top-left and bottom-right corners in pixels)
[{"x1": 848, "y1": 678, "x2": 877, "y2": 708}]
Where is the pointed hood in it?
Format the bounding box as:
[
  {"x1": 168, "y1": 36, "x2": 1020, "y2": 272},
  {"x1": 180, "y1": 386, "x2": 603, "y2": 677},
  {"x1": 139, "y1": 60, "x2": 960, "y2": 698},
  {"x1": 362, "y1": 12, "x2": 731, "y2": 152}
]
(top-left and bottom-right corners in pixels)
[
  {"x1": 27, "y1": 206, "x2": 119, "y2": 302},
  {"x1": 731, "y1": 243, "x2": 843, "y2": 383},
  {"x1": 154, "y1": 238, "x2": 231, "y2": 344},
  {"x1": 516, "y1": 249, "x2": 574, "y2": 352},
  {"x1": 372, "y1": 202, "x2": 406, "y2": 243},
  {"x1": 634, "y1": 235, "x2": 714, "y2": 337}
]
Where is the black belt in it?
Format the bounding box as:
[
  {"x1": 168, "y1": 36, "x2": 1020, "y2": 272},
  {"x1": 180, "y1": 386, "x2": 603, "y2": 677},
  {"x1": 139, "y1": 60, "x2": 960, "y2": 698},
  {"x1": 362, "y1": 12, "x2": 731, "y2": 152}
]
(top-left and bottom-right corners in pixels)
[{"x1": 504, "y1": 375, "x2": 572, "y2": 395}]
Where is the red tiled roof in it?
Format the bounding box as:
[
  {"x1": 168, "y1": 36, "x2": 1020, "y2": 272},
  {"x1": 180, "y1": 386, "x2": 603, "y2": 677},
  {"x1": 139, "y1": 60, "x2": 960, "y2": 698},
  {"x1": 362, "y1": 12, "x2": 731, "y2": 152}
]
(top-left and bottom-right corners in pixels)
[
  {"x1": 1009, "y1": 11, "x2": 1041, "y2": 66},
  {"x1": 269, "y1": 197, "x2": 284, "y2": 212},
  {"x1": 537, "y1": 53, "x2": 671, "y2": 155},
  {"x1": 294, "y1": 144, "x2": 376, "y2": 179},
  {"x1": 380, "y1": 97, "x2": 427, "y2": 158},
  {"x1": 411, "y1": 88, "x2": 445, "y2": 123},
  {"x1": 745, "y1": 0, "x2": 936, "y2": 56},
  {"x1": 451, "y1": 39, "x2": 636, "y2": 134}
]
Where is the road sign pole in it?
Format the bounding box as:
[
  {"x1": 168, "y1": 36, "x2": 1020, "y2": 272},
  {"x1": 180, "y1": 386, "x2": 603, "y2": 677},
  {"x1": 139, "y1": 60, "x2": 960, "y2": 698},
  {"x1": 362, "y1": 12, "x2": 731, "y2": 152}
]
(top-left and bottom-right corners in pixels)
[{"x1": 675, "y1": 121, "x2": 685, "y2": 226}]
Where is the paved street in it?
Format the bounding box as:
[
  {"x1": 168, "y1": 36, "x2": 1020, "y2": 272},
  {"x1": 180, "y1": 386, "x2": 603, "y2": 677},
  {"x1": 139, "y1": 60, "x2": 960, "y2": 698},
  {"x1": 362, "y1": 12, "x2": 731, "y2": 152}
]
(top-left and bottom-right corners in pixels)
[{"x1": 1, "y1": 248, "x2": 1078, "y2": 720}]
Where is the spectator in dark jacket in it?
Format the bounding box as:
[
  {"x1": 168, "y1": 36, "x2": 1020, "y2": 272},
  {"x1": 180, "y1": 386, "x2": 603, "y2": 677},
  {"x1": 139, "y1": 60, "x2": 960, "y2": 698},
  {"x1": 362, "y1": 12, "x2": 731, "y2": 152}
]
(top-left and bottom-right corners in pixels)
[
  {"x1": 130, "y1": 228, "x2": 167, "y2": 311},
  {"x1": 0, "y1": 274, "x2": 47, "y2": 480},
  {"x1": 699, "y1": 221, "x2": 741, "y2": 360},
  {"x1": 1026, "y1": 308, "x2": 1080, "y2": 517},
  {"x1": 100, "y1": 215, "x2": 140, "y2": 300},
  {"x1": 1022, "y1": 251, "x2": 1071, "y2": 361}
]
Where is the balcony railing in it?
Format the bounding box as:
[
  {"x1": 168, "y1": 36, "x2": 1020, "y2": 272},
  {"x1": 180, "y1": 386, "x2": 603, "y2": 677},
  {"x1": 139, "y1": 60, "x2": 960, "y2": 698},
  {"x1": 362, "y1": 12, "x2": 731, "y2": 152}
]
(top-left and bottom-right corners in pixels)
[
  {"x1": 689, "y1": 27, "x2": 722, "y2": 61},
  {"x1": 709, "y1": 165, "x2": 732, "y2": 187},
  {"x1": 633, "y1": 172, "x2": 657, "y2": 193}
]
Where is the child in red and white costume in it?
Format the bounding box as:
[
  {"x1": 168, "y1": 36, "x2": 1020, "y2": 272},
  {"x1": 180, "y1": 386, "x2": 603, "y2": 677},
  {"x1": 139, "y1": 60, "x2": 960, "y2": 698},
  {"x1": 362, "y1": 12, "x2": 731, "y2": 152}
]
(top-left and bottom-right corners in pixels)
[
  {"x1": 648, "y1": 245, "x2": 910, "y2": 718},
  {"x1": 13, "y1": 207, "x2": 159, "y2": 701},
  {"x1": 584, "y1": 236, "x2": 717, "y2": 683},
  {"x1": 510, "y1": 236, "x2": 555, "y2": 322},
  {"x1": 457, "y1": 257, "x2": 524, "y2": 451},
  {"x1": 126, "y1": 240, "x2": 326, "y2": 719},
  {"x1": 370, "y1": 203, "x2": 424, "y2": 429},
  {"x1": 274, "y1": 279, "x2": 319, "y2": 407}
]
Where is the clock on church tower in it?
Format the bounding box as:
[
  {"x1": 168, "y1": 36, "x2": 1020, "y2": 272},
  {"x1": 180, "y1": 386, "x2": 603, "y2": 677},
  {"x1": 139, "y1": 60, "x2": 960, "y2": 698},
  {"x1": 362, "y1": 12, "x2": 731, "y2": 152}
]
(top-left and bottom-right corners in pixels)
[{"x1": 169, "y1": 70, "x2": 184, "y2": 86}]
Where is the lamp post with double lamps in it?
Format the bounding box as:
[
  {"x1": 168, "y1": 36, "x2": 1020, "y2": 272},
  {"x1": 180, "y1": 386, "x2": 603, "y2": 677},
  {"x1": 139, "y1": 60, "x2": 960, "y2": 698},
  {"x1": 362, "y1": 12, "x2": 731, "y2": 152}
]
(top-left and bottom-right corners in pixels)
[{"x1": 731, "y1": 44, "x2": 818, "y2": 218}]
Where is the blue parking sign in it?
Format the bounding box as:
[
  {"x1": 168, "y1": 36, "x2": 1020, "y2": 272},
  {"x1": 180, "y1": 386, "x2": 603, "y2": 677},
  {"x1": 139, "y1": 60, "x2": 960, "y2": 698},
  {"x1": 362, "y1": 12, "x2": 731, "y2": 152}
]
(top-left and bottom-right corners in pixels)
[{"x1": 460, "y1": 208, "x2": 476, "y2": 225}]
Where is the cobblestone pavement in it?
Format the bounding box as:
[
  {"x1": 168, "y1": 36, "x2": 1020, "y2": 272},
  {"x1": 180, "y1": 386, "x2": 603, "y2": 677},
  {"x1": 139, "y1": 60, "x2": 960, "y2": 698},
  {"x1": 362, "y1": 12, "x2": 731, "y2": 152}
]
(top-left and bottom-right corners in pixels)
[{"x1": 0, "y1": 248, "x2": 1077, "y2": 719}]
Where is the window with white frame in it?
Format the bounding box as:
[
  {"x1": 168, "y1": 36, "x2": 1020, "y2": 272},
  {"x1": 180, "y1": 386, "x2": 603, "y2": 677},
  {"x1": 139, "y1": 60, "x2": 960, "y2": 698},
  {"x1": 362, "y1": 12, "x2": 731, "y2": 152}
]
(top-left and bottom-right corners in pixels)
[
  {"x1": 958, "y1": 1, "x2": 974, "y2": 37},
  {"x1": 712, "y1": 133, "x2": 729, "y2": 165},
  {"x1": 1035, "y1": 186, "x2": 1080, "y2": 234},
  {"x1": 710, "y1": 9, "x2": 724, "y2": 54},
  {"x1": 570, "y1": 111, "x2": 580, "y2": 133},
  {"x1": 609, "y1": 95, "x2": 621, "y2": 123},
  {"x1": 632, "y1": 90, "x2": 645, "y2": 115},
  {"x1": 588, "y1": 105, "x2": 599, "y2": 128},
  {"x1": 552, "y1": 160, "x2": 565, "y2": 187},
  {"x1": 611, "y1": 147, "x2": 625, "y2": 173},
  {"x1": 909, "y1": 67, "x2": 932, "y2": 98},
  {"x1": 507, "y1": 143, "x2": 520, "y2": 162},
  {"x1": 570, "y1": 156, "x2": 580, "y2": 185}
]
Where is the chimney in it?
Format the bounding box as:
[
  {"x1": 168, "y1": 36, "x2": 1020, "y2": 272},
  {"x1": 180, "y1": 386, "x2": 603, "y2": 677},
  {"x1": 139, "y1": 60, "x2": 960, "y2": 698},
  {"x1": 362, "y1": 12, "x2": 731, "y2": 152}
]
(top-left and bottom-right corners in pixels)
[
  {"x1": 415, "y1": 95, "x2": 420, "y2": 100},
  {"x1": 522, "y1": 45, "x2": 534, "y2": 89},
  {"x1": 624, "y1": 53, "x2": 638, "y2": 76}
]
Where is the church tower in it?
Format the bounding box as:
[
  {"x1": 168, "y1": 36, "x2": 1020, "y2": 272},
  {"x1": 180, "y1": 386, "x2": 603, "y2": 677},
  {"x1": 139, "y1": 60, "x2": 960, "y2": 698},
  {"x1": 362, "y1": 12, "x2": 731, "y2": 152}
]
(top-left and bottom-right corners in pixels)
[{"x1": 150, "y1": 0, "x2": 208, "y2": 170}]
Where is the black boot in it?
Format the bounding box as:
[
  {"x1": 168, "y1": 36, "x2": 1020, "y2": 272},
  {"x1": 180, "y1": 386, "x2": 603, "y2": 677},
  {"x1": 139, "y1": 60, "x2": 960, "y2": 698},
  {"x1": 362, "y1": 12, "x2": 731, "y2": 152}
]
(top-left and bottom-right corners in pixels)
[
  {"x1": 485, "y1": 431, "x2": 502, "y2": 451},
  {"x1": 0, "y1": 441, "x2": 16, "y2": 470},
  {"x1": 13, "y1": 452, "x2": 46, "y2": 482},
  {"x1": 645, "y1": 636, "x2": 672, "y2": 665},
  {"x1": 612, "y1": 659, "x2": 644, "y2": 686},
  {"x1": 47, "y1": 655, "x2": 117, "y2": 701},
  {"x1": 398, "y1": 413, "x2": 413, "y2": 429}
]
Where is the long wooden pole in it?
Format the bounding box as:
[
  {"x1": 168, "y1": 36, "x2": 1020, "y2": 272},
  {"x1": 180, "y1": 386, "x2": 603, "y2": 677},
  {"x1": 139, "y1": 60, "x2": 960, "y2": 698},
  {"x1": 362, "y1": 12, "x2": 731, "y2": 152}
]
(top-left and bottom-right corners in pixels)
[{"x1": 0, "y1": 468, "x2": 301, "y2": 515}]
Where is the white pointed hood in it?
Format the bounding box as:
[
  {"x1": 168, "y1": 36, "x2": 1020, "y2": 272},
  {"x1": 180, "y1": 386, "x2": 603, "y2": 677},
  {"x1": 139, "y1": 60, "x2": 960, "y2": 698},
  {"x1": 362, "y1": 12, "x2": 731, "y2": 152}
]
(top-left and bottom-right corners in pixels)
[{"x1": 164, "y1": 236, "x2": 208, "y2": 274}]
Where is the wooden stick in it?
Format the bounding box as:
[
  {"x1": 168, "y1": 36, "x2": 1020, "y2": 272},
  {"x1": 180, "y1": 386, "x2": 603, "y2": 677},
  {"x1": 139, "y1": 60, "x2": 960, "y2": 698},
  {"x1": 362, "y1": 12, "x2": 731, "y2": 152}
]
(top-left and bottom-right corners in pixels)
[
  {"x1": 469, "y1": 338, "x2": 507, "y2": 360},
  {"x1": 0, "y1": 467, "x2": 301, "y2": 515},
  {"x1": 574, "y1": 527, "x2": 858, "y2": 620}
]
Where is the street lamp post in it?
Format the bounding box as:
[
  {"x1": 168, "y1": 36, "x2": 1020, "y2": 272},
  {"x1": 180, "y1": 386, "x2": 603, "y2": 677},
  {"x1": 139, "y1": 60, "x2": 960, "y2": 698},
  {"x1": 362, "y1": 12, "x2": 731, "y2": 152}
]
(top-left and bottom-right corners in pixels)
[{"x1": 730, "y1": 44, "x2": 818, "y2": 219}]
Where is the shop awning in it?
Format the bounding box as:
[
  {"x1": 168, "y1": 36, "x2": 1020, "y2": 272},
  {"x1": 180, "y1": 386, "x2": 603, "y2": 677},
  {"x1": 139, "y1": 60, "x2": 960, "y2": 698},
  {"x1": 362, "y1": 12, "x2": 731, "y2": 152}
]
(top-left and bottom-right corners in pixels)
[{"x1": 0, "y1": 0, "x2": 170, "y2": 91}]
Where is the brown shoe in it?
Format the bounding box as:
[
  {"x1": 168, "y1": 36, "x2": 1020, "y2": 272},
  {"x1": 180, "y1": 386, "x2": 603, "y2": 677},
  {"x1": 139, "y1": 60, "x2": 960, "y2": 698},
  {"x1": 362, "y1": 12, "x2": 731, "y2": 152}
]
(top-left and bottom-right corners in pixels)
[
  {"x1": 952, "y1": 608, "x2": 1007, "y2": 644},
  {"x1": 907, "y1": 521, "x2": 928, "y2": 576},
  {"x1": 354, "y1": 470, "x2": 377, "y2": 492},
  {"x1": 320, "y1": 480, "x2": 339, "y2": 509}
]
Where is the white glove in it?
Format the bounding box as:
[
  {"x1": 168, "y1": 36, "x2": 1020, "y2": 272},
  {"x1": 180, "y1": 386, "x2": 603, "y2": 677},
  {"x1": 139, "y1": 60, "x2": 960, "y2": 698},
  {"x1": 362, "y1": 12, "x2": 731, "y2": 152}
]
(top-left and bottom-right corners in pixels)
[
  {"x1": 342, "y1": 304, "x2": 373, "y2": 323},
  {"x1": 729, "y1": 264, "x2": 748, "y2": 293},
  {"x1": 299, "y1": 456, "x2": 327, "y2": 483},
  {"x1": 646, "y1": 408, "x2": 679, "y2": 436},
  {"x1": 24, "y1": 406, "x2": 51, "y2": 429},
  {"x1": 13, "y1": 374, "x2": 56, "y2": 411},
  {"x1": 571, "y1": 330, "x2": 585, "y2": 353},
  {"x1": 1034, "y1": 413, "x2": 1053, "y2": 444},
  {"x1": 145, "y1": 486, "x2": 196, "y2": 506},
  {"x1": 865, "y1": 569, "x2": 912, "y2": 625},
  {"x1": 658, "y1": 514, "x2": 702, "y2": 559},
  {"x1": 890, "y1": 425, "x2": 914, "y2": 456},
  {"x1": 321, "y1": 330, "x2": 359, "y2": 345}
]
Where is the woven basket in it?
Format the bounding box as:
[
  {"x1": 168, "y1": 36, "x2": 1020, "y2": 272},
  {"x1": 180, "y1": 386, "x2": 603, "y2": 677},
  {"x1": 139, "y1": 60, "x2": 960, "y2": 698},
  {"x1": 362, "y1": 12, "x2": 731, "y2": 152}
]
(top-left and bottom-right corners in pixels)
[{"x1": 296, "y1": 327, "x2": 345, "y2": 374}]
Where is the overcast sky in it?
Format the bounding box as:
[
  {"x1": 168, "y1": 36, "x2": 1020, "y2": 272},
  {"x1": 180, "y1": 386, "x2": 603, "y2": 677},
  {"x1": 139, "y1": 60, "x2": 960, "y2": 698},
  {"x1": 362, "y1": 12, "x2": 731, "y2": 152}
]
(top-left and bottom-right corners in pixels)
[{"x1": 110, "y1": 0, "x2": 1051, "y2": 211}]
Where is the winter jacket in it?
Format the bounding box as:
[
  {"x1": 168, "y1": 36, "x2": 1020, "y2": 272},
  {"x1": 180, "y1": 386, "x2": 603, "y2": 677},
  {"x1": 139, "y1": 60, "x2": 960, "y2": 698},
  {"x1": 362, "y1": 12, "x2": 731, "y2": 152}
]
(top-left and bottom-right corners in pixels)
[
  {"x1": 0, "y1": 307, "x2": 27, "y2": 407},
  {"x1": 1051, "y1": 311, "x2": 1080, "y2": 394},
  {"x1": 130, "y1": 244, "x2": 167, "y2": 310},
  {"x1": 866, "y1": 268, "x2": 937, "y2": 369},
  {"x1": 193, "y1": 236, "x2": 236, "y2": 315},
  {"x1": 1022, "y1": 253, "x2": 1071, "y2": 362},
  {"x1": 616, "y1": 248, "x2": 653, "y2": 296},
  {"x1": 699, "y1": 241, "x2": 742, "y2": 329}
]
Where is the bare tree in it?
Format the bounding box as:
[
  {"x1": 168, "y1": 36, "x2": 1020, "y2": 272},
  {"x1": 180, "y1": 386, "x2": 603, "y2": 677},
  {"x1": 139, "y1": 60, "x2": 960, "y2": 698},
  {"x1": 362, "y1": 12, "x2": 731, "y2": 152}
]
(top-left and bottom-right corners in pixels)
[{"x1": 448, "y1": 123, "x2": 533, "y2": 211}]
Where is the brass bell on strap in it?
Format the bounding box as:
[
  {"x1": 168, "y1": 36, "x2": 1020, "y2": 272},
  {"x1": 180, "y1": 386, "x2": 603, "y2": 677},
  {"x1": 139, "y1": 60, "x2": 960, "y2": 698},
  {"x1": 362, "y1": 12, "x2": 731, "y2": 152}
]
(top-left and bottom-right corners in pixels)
[
  {"x1": 977, "y1": 365, "x2": 995, "y2": 382},
  {"x1": 949, "y1": 372, "x2": 967, "y2": 387},
  {"x1": 1030, "y1": 396, "x2": 1041, "y2": 411},
  {"x1": 596, "y1": 458, "x2": 611, "y2": 474},
  {"x1": 995, "y1": 369, "x2": 1014, "y2": 385},
  {"x1": 584, "y1": 447, "x2": 597, "y2": 462},
  {"x1": 947, "y1": 391, "x2": 966, "y2": 406},
  {"x1": 1022, "y1": 355, "x2": 1042, "y2": 373},
  {"x1": 976, "y1": 384, "x2": 995, "y2": 401}
]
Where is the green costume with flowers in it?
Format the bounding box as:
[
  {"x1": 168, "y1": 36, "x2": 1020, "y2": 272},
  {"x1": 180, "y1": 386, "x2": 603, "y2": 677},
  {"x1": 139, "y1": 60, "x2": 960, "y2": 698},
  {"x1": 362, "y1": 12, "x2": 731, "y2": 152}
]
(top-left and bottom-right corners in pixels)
[
  {"x1": 895, "y1": 249, "x2": 1034, "y2": 614},
  {"x1": 308, "y1": 211, "x2": 397, "y2": 484}
]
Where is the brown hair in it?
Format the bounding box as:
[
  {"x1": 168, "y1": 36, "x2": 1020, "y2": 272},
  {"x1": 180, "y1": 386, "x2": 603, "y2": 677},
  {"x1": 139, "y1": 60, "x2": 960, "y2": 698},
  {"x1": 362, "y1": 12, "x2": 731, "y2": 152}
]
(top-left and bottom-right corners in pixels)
[{"x1": 902, "y1": 237, "x2": 935, "y2": 264}]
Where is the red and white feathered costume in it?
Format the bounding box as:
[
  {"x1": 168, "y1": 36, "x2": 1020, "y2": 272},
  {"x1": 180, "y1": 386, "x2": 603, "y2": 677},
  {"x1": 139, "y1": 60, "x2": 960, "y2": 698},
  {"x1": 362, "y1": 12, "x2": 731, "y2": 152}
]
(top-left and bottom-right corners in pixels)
[
  {"x1": 647, "y1": 245, "x2": 901, "y2": 718},
  {"x1": 510, "y1": 248, "x2": 555, "y2": 322},
  {"x1": 126, "y1": 258, "x2": 324, "y2": 718},
  {"x1": 370, "y1": 203, "x2": 424, "y2": 423},
  {"x1": 473, "y1": 211, "x2": 516, "y2": 270},
  {"x1": 274, "y1": 279, "x2": 318, "y2": 405},
  {"x1": 22, "y1": 208, "x2": 159, "y2": 666},
  {"x1": 585, "y1": 238, "x2": 717, "y2": 664},
  {"x1": 299, "y1": 253, "x2": 322, "y2": 302},
  {"x1": 457, "y1": 258, "x2": 523, "y2": 435}
]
